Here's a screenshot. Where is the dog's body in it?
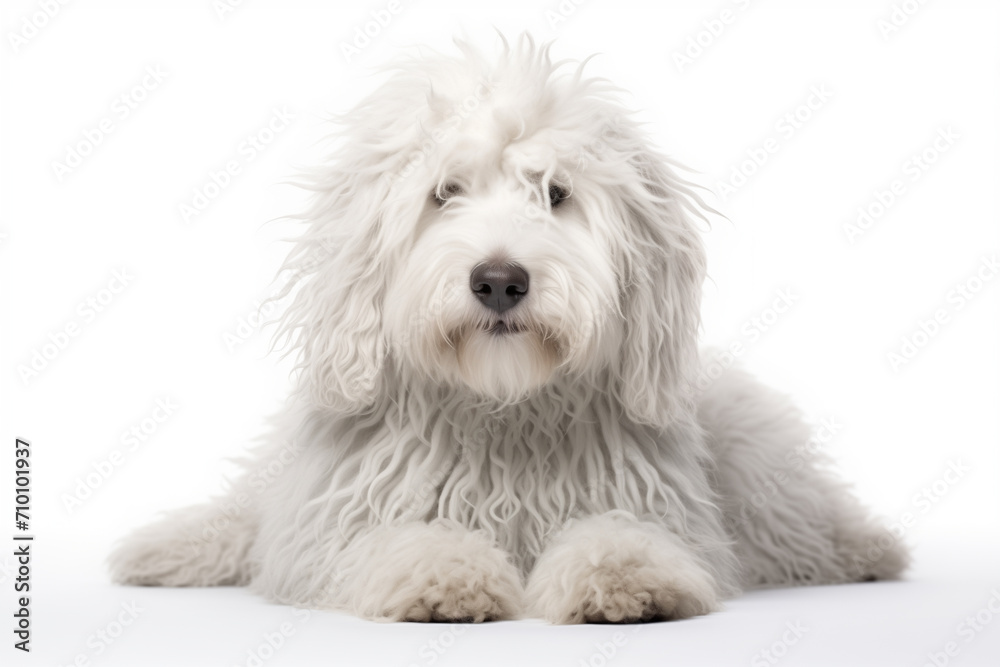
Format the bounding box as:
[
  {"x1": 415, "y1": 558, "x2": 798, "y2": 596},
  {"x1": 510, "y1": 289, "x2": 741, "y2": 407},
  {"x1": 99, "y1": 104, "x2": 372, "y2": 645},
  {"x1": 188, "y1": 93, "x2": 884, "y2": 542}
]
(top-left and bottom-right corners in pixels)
[{"x1": 111, "y1": 38, "x2": 908, "y2": 623}]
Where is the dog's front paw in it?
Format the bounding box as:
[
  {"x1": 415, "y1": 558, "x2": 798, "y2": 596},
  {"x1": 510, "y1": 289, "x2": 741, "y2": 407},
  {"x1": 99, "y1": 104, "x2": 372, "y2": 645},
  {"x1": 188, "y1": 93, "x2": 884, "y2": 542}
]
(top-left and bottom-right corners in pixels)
[
  {"x1": 532, "y1": 555, "x2": 716, "y2": 624},
  {"x1": 343, "y1": 520, "x2": 523, "y2": 622},
  {"x1": 398, "y1": 563, "x2": 519, "y2": 623},
  {"x1": 527, "y1": 513, "x2": 719, "y2": 624}
]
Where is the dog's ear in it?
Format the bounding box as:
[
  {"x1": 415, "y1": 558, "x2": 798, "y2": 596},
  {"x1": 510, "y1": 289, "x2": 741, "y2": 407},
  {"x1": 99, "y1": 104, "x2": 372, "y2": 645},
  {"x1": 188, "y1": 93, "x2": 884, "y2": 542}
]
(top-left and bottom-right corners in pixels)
[
  {"x1": 278, "y1": 166, "x2": 395, "y2": 415},
  {"x1": 615, "y1": 149, "x2": 707, "y2": 429}
]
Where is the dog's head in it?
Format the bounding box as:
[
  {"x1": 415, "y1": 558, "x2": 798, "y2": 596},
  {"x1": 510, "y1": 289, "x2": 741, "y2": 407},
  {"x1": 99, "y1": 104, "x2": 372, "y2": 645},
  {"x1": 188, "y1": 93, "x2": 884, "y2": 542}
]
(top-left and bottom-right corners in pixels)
[{"x1": 281, "y1": 37, "x2": 707, "y2": 428}]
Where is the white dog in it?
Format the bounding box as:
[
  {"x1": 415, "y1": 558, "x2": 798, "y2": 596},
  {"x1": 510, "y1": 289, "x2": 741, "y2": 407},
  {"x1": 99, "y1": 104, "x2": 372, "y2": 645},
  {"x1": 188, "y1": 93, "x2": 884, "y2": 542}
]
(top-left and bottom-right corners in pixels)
[{"x1": 110, "y1": 37, "x2": 909, "y2": 624}]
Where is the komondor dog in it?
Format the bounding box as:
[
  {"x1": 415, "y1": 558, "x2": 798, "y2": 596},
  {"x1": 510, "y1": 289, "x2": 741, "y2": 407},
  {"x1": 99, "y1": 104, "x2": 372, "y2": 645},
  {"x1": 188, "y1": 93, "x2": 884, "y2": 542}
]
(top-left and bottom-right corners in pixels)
[{"x1": 110, "y1": 36, "x2": 909, "y2": 623}]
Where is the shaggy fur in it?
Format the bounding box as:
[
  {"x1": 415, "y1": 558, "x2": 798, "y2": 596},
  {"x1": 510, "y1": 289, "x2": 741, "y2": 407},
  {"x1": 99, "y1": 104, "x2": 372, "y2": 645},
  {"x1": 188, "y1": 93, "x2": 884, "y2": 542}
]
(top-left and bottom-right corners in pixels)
[{"x1": 109, "y1": 36, "x2": 909, "y2": 624}]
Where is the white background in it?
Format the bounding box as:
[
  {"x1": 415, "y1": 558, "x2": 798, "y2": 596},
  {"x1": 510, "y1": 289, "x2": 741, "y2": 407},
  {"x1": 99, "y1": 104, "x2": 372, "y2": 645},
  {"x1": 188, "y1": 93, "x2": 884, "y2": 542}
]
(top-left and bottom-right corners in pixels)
[{"x1": 2, "y1": 0, "x2": 998, "y2": 665}]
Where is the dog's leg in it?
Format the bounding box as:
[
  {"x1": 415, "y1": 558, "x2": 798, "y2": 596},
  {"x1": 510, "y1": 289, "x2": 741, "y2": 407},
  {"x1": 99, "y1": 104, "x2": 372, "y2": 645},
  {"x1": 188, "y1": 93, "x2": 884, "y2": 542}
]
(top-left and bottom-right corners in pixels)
[
  {"x1": 698, "y1": 364, "x2": 911, "y2": 587},
  {"x1": 334, "y1": 519, "x2": 523, "y2": 622},
  {"x1": 525, "y1": 512, "x2": 720, "y2": 624},
  {"x1": 108, "y1": 496, "x2": 259, "y2": 587}
]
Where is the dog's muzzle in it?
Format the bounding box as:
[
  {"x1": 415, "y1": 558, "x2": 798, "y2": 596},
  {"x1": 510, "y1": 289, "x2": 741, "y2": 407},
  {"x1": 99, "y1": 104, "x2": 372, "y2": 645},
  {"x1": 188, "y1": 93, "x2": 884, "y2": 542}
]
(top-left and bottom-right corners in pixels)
[{"x1": 470, "y1": 261, "x2": 529, "y2": 314}]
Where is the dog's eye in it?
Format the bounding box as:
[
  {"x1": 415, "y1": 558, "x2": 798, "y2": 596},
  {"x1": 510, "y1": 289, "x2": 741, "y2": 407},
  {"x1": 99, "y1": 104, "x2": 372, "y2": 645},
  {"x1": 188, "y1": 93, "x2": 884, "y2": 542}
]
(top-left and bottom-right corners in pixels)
[
  {"x1": 433, "y1": 182, "x2": 463, "y2": 206},
  {"x1": 548, "y1": 184, "x2": 569, "y2": 208}
]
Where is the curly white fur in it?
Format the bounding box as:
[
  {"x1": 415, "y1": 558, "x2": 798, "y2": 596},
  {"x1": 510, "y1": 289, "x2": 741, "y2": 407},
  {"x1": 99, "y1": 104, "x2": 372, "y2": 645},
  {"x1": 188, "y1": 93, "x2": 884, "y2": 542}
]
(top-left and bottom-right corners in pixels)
[{"x1": 109, "y1": 36, "x2": 909, "y2": 624}]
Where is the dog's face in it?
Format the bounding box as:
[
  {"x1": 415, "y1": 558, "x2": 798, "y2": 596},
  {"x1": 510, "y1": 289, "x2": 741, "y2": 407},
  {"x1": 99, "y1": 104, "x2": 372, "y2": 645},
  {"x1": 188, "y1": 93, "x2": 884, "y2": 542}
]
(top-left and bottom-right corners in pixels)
[
  {"x1": 284, "y1": 39, "x2": 707, "y2": 427},
  {"x1": 383, "y1": 107, "x2": 622, "y2": 402}
]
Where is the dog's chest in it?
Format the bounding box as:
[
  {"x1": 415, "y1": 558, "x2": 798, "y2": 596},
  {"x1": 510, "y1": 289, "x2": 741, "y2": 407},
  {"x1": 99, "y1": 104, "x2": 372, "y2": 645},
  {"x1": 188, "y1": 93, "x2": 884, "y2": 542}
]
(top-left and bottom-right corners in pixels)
[{"x1": 426, "y1": 410, "x2": 663, "y2": 568}]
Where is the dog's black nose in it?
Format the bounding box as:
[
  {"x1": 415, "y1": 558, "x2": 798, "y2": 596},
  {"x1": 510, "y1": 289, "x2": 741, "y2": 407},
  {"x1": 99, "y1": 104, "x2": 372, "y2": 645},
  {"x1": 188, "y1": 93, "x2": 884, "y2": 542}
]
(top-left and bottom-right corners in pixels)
[{"x1": 470, "y1": 262, "x2": 529, "y2": 314}]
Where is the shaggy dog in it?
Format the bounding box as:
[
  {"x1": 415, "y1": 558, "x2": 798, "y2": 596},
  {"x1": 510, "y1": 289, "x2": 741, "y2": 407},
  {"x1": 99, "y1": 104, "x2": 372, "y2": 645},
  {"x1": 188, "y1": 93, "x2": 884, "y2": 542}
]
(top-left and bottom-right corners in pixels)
[{"x1": 110, "y1": 37, "x2": 909, "y2": 624}]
